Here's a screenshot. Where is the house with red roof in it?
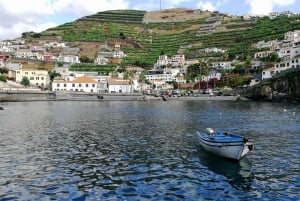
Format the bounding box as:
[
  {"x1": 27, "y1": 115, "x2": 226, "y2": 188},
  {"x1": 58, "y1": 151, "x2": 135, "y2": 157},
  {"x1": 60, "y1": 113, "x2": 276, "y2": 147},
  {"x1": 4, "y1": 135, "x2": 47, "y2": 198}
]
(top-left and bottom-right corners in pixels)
[
  {"x1": 52, "y1": 76, "x2": 98, "y2": 93},
  {"x1": 107, "y1": 78, "x2": 130, "y2": 93}
]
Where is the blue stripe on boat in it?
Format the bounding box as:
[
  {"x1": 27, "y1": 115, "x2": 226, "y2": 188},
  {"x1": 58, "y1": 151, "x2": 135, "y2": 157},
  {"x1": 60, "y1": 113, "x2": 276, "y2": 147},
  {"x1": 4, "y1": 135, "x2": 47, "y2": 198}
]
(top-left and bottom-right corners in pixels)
[{"x1": 199, "y1": 132, "x2": 245, "y2": 143}]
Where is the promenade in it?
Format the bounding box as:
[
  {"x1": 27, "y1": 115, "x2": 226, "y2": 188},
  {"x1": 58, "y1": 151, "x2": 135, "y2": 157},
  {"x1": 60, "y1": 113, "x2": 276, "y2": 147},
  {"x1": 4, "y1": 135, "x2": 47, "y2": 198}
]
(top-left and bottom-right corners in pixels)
[{"x1": 0, "y1": 91, "x2": 239, "y2": 102}]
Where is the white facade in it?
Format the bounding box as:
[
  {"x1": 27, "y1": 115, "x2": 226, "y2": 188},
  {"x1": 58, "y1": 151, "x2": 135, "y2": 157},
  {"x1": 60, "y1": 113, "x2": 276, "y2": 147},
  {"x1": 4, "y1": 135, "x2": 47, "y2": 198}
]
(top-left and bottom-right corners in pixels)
[
  {"x1": 155, "y1": 55, "x2": 169, "y2": 68},
  {"x1": 52, "y1": 76, "x2": 98, "y2": 93},
  {"x1": 95, "y1": 56, "x2": 109, "y2": 65},
  {"x1": 254, "y1": 50, "x2": 274, "y2": 59},
  {"x1": 112, "y1": 44, "x2": 127, "y2": 58},
  {"x1": 146, "y1": 72, "x2": 175, "y2": 83},
  {"x1": 210, "y1": 61, "x2": 233, "y2": 69},
  {"x1": 58, "y1": 55, "x2": 80, "y2": 63},
  {"x1": 262, "y1": 67, "x2": 275, "y2": 80},
  {"x1": 207, "y1": 71, "x2": 222, "y2": 81},
  {"x1": 16, "y1": 69, "x2": 50, "y2": 88},
  {"x1": 107, "y1": 79, "x2": 130, "y2": 93}
]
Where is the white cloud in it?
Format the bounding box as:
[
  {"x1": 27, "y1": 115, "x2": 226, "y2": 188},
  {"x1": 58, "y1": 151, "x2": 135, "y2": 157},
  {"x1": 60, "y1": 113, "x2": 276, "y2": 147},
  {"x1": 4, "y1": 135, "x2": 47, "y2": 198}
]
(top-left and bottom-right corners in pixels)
[
  {"x1": 0, "y1": 0, "x2": 130, "y2": 39},
  {"x1": 246, "y1": 0, "x2": 295, "y2": 15},
  {"x1": 196, "y1": 0, "x2": 229, "y2": 12},
  {"x1": 131, "y1": 0, "x2": 191, "y2": 11},
  {"x1": 52, "y1": 0, "x2": 130, "y2": 17},
  {"x1": 0, "y1": 22, "x2": 58, "y2": 40},
  {"x1": 196, "y1": 1, "x2": 217, "y2": 11}
]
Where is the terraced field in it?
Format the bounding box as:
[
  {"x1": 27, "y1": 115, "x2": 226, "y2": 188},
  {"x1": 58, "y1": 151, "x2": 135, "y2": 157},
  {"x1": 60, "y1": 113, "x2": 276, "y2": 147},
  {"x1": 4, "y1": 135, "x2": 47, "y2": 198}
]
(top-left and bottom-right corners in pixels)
[{"x1": 36, "y1": 9, "x2": 300, "y2": 68}]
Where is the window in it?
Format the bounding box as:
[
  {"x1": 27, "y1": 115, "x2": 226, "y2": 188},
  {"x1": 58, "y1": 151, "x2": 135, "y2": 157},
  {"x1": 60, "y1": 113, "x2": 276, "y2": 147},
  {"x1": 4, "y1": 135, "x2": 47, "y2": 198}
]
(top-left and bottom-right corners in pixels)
[
  {"x1": 86, "y1": 84, "x2": 89, "y2": 87},
  {"x1": 92, "y1": 84, "x2": 95, "y2": 87},
  {"x1": 72, "y1": 84, "x2": 75, "y2": 87},
  {"x1": 41, "y1": 77, "x2": 44, "y2": 80},
  {"x1": 36, "y1": 77, "x2": 39, "y2": 80},
  {"x1": 30, "y1": 77, "x2": 34, "y2": 80},
  {"x1": 79, "y1": 84, "x2": 82, "y2": 87},
  {"x1": 57, "y1": 83, "x2": 60, "y2": 87},
  {"x1": 64, "y1": 84, "x2": 67, "y2": 87}
]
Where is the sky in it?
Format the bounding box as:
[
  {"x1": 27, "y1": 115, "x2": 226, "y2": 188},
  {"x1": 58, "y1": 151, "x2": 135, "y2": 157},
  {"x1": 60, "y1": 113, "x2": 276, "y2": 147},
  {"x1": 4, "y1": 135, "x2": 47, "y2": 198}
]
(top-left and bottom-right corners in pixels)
[{"x1": 0, "y1": 0, "x2": 299, "y2": 40}]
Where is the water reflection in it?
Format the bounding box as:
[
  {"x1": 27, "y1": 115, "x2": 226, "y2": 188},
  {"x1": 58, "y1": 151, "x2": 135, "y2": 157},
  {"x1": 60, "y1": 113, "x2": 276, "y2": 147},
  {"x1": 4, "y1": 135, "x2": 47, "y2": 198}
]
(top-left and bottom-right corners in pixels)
[
  {"x1": 197, "y1": 147, "x2": 254, "y2": 191},
  {"x1": 0, "y1": 101, "x2": 299, "y2": 200}
]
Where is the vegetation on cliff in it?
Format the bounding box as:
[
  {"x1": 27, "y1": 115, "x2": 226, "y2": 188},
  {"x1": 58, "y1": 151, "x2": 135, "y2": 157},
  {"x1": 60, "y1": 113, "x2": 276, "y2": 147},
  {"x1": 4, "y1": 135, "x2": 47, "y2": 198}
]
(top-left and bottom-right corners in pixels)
[{"x1": 243, "y1": 68, "x2": 300, "y2": 101}]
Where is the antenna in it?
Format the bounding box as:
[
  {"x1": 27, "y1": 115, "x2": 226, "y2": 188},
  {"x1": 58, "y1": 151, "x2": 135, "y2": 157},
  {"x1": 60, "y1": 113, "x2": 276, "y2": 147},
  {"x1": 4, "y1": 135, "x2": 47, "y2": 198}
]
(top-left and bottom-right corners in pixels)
[{"x1": 160, "y1": 0, "x2": 161, "y2": 11}]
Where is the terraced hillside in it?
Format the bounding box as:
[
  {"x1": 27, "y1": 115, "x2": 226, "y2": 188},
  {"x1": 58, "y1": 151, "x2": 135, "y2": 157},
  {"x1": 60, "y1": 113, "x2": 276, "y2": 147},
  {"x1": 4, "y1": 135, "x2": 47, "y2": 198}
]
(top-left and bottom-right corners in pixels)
[{"x1": 35, "y1": 8, "x2": 300, "y2": 68}]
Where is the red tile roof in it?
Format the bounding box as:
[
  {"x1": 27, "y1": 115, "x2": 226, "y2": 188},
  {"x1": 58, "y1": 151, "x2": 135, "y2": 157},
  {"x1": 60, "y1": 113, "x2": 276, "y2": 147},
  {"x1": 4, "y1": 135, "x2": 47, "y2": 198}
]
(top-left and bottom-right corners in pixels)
[
  {"x1": 107, "y1": 78, "x2": 129, "y2": 85},
  {"x1": 71, "y1": 76, "x2": 98, "y2": 83}
]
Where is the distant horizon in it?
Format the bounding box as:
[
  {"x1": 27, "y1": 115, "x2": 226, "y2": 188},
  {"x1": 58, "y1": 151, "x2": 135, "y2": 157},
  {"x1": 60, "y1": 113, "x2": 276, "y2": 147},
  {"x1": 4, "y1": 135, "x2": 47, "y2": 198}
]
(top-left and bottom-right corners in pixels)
[{"x1": 0, "y1": 0, "x2": 299, "y2": 40}]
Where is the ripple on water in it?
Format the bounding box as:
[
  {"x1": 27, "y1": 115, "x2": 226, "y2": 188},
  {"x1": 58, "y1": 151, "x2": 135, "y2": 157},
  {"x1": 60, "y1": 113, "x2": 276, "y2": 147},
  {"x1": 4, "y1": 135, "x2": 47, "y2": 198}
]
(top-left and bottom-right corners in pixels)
[{"x1": 0, "y1": 101, "x2": 299, "y2": 200}]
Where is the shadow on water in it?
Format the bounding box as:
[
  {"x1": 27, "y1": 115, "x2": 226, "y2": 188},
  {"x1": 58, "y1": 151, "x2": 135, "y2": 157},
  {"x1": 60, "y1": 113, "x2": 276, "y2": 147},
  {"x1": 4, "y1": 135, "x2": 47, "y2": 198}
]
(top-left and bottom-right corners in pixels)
[{"x1": 197, "y1": 147, "x2": 254, "y2": 192}]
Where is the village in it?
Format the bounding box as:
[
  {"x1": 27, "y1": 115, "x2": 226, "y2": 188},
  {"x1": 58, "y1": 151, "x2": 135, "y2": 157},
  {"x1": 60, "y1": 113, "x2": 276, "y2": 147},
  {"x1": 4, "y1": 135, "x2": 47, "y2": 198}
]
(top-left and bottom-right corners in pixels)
[{"x1": 0, "y1": 28, "x2": 300, "y2": 96}]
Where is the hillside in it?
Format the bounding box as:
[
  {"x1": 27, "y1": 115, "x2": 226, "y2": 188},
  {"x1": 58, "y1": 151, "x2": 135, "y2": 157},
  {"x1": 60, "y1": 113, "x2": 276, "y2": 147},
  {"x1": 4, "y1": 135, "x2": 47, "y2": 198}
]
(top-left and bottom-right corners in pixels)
[{"x1": 26, "y1": 8, "x2": 300, "y2": 68}]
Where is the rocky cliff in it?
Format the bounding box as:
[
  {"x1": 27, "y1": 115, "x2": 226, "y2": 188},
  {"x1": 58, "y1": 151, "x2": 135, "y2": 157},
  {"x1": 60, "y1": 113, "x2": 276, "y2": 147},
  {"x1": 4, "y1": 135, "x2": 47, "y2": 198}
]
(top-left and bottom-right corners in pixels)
[{"x1": 243, "y1": 69, "x2": 300, "y2": 102}]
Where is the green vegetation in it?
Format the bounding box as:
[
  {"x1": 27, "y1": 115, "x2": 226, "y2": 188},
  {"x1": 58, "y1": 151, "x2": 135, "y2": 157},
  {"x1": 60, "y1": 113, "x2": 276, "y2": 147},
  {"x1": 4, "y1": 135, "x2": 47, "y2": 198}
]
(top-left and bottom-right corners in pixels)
[
  {"x1": 0, "y1": 75, "x2": 7, "y2": 82},
  {"x1": 34, "y1": 10, "x2": 300, "y2": 68},
  {"x1": 70, "y1": 63, "x2": 116, "y2": 75},
  {"x1": 21, "y1": 77, "x2": 30, "y2": 86}
]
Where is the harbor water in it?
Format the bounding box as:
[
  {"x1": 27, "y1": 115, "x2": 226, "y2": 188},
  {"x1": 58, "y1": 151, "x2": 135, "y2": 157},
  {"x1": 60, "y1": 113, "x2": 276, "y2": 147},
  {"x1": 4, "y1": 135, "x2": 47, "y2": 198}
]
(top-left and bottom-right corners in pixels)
[{"x1": 0, "y1": 100, "x2": 299, "y2": 200}]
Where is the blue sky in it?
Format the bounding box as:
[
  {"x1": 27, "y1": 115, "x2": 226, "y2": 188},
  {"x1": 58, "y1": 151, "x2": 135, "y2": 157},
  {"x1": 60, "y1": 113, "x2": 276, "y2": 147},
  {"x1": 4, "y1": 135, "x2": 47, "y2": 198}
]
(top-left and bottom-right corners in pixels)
[{"x1": 0, "y1": 0, "x2": 299, "y2": 40}]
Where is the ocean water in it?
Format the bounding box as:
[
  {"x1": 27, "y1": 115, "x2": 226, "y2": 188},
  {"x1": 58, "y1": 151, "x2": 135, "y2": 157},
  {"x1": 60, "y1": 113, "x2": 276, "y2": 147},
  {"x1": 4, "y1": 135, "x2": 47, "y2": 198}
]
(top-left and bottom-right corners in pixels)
[{"x1": 0, "y1": 100, "x2": 299, "y2": 200}]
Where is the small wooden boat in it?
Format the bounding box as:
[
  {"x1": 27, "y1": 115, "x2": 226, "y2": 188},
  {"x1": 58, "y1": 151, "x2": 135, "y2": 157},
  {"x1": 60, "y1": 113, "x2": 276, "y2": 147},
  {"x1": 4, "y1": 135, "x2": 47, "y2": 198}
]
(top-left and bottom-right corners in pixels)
[{"x1": 197, "y1": 128, "x2": 254, "y2": 161}]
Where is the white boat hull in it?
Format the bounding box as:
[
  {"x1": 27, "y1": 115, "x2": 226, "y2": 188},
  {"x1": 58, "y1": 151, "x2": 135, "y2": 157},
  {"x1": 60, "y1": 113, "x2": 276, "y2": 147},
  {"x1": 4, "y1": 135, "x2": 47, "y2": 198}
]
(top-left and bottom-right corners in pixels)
[{"x1": 197, "y1": 132, "x2": 254, "y2": 160}]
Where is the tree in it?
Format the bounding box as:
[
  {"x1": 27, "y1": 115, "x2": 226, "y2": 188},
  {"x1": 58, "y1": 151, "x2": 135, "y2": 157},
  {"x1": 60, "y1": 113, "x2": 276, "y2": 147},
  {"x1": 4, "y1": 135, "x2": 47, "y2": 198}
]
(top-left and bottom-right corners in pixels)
[
  {"x1": 139, "y1": 71, "x2": 146, "y2": 83},
  {"x1": 21, "y1": 76, "x2": 30, "y2": 86},
  {"x1": 48, "y1": 71, "x2": 61, "y2": 82},
  {"x1": 0, "y1": 67, "x2": 9, "y2": 74},
  {"x1": 0, "y1": 75, "x2": 7, "y2": 82},
  {"x1": 245, "y1": 55, "x2": 252, "y2": 73},
  {"x1": 80, "y1": 55, "x2": 92, "y2": 63}
]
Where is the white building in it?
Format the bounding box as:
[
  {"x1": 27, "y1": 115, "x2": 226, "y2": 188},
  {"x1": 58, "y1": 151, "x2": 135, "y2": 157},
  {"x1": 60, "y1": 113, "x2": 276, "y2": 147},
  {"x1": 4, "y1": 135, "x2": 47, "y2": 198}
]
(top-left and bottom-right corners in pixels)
[
  {"x1": 169, "y1": 54, "x2": 185, "y2": 67},
  {"x1": 254, "y1": 50, "x2": 274, "y2": 59},
  {"x1": 155, "y1": 55, "x2": 169, "y2": 68},
  {"x1": 206, "y1": 71, "x2": 222, "y2": 81},
  {"x1": 16, "y1": 68, "x2": 50, "y2": 88},
  {"x1": 112, "y1": 44, "x2": 127, "y2": 58},
  {"x1": 52, "y1": 76, "x2": 98, "y2": 93},
  {"x1": 146, "y1": 70, "x2": 175, "y2": 83},
  {"x1": 210, "y1": 61, "x2": 233, "y2": 69},
  {"x1": 262, "y1": 67, "x2": 275, "y2": 80},
  {"x1": 107, "y1": 78, "x2": 130, "y2": 93}
]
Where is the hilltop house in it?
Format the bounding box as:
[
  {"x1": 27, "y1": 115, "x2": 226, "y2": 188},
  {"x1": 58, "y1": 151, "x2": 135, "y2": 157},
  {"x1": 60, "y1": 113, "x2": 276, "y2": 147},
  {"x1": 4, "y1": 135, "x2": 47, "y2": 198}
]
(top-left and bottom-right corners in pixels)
[
  {"x1": 52, "y1": 76, "x2": 98, "y2": 93},
  {"x1": 58, "y1": 47, "x2": 80, "y2": 63},
  {"x1": 210, "y1": 61, "x2": 233, "y2": 70},
  {"x1": 95, "y1": 44, "x2": 126, "y2": 65},
  {"x1": 154, "y1": 54, "x2": 186, "y2": 68}
]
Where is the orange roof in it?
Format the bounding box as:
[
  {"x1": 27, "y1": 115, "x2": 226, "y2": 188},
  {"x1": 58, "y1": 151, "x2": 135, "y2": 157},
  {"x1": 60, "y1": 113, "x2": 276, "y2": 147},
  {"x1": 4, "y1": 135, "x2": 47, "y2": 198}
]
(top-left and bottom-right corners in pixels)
[
  {"x1": 71, "y1": 76, "x2": 97, "y2": 83},
  {"x1": 108, "y1": 78, "x2": 129, "y2": 85}
]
